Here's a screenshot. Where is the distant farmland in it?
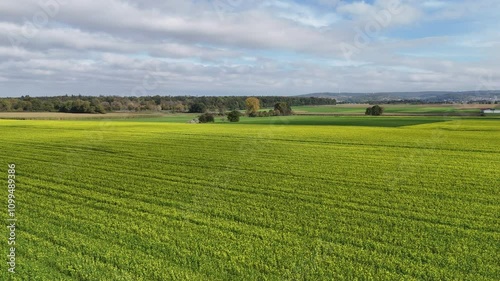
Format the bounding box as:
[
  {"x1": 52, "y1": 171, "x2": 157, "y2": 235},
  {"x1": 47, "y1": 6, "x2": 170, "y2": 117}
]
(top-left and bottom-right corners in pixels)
[
  {"x1": 293, "y1": 104, "x2": 496, "y2": 116},
  {"x1": 1, "y1": 117, "x2": 499, "y2": 280},
  {"x1": 0, "y1": 112, "x2": 166, "y2": 120}
]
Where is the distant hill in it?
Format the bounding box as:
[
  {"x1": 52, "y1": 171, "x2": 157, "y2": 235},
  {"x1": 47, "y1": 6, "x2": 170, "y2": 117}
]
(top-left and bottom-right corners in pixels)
[{"x1": 298, "y1": 91, "x2": 500, "y2": 103}]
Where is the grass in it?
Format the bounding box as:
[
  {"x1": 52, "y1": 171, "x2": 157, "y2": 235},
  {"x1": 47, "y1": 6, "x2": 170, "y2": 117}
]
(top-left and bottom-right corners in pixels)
[
  {"x1": 117, "y1": 114, "x2": 478, "y2": 128},
  {"x1": 111, "y1": 114, "x2": 453, "y2": 127},
  {"x1": 115, "y1": 113, "x2": 200, "y2": 123},
  {"x1": 0, "y1": 118, "x2": 499, "y2": 280},
  {"x1": 293, "y1": 105, "x2": 367, "y2": 114},
  {"x1": 293, "y1": 104, "x2": 497, "y2": 115},
  {"x1": 236, "y1": 116, "x2": 450, "y2": 127}
]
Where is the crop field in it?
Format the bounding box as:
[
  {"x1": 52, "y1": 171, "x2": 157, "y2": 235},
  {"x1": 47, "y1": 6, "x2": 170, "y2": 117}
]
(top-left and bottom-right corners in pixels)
[
  {"x1": 293, "y1": 104, "x2": 496, "y2": 115},
  {"x1": 120, "y1": 114, "x2": 499, "y2": 127},
  {"x1": 119, "y1": 115, "x2": 452, "y2": 127},
  {"x1": 0, "y1": 112, "x2": 170, "y2": 120},
  {"x1": 1, "y1": 117, "x2": 499, "y2": 280}
]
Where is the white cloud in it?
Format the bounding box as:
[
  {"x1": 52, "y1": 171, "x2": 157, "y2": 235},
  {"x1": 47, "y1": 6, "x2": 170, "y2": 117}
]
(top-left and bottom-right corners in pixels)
[{"x1": 0, "y1": 0, "x2": 498, "y2": 96}]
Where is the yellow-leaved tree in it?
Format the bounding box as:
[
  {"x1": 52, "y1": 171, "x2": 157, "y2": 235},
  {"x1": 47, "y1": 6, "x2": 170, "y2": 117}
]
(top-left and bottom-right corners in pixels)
[{"x1": 245, "y1": 97, "x2": 260, "y2": 116}]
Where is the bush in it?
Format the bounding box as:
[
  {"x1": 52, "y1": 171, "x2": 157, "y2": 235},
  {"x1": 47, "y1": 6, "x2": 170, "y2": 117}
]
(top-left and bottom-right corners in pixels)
[
  {"x1": 198, "y1": 113, "x2": 215, "y2": 123},
  {"x1": 274, "y1": 102, "x2": 292, "y2": 116},
  {"x1": 365, "y1": 105, "x2": 384, "y2": 116},
  {"x1": 189, "y1": 103, "x2": 207, "y2": 113},
  {"x1": 227, "y1": 110, "x2": 241, "y2": 122}
]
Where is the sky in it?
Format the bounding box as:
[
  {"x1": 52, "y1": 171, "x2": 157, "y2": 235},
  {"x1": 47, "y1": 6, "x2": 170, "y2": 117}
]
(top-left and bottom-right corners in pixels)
[{"x1": 0, "y1": 0, "x2": 499, "y2": 96}]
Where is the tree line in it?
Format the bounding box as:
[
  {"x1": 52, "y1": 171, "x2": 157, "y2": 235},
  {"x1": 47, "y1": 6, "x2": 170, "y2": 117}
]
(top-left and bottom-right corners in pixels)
[
  {"x1": 0, "y1": 95, "x2": 336, "y2": 114},
  {"x1": 197, "y1": 97, "x2": 295, "y2": 123}
]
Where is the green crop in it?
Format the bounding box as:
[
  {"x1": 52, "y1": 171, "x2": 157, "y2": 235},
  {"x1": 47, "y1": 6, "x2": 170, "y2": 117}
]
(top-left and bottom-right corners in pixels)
[{"x1": 0, "y1": 118, "x2": 498, "y2": 280}]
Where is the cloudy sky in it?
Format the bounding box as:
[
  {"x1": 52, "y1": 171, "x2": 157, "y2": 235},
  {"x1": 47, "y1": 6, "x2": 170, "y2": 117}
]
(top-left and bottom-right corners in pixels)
[{"x1": 1, "y1": 0, "x2": 499, "y2": 96}]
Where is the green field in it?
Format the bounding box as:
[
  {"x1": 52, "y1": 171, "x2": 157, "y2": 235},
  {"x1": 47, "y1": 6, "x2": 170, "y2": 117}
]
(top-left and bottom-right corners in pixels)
[
  {"x1": 293, "y1": 104, "x2": 496, "y2": 115},
  {"x1": 118, "y1": 114, "x2": 499, "y2": 128},
  {"x1": 119, "y1": 115, "x2": 451, "y2": 127},
  {"x1": 1, "y1": 117, "x2": 499, "y2": 280}
]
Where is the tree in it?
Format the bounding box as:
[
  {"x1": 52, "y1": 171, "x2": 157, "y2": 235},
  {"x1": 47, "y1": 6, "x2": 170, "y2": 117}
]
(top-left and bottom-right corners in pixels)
[
  {"x1": 31, "y1": 99, "x2": 42, "y2": 111},
  {"x1": 69, "y1": 99, "x2": 91, "y2": 113},
  {"x1": 189, "y1": 103, "x2": 207, "y2": 113},
  {"x1": 143, "y1": 101, "x2": 160, "y2": 111},
  {"x1": 111, "y1": 101, "x2": 123, "y2": 111},
  {"x1": 0, "y1": 99, "x2": 12, "y2": 111},
  {"x1": 274, "y1": 102, "x2": 292, "y2": 116},
  {"x1": 365, "y1": 105, "x2": 384, "y2": 116},
  {"x1": 198, "y1": 113, "x2": 215, "y2": 123},
  {"x1": 174, "y1": 103, "x2": 186, "y2": 113},
  {"x1": 217, "y1": 105, "x2": 226, "y2": 115},
  {"x1": 227, "y1": 110, "x2": 241, "y2": 122},
  {"x1": 41, "y1": 101, "x2": 55, "y2": 112},
  {"x1": 92, "y1": 103, "x2": 106, "y2": 114},
  {"x1": 245, "y1": 97, "x2": 260, "y2": 116}
]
